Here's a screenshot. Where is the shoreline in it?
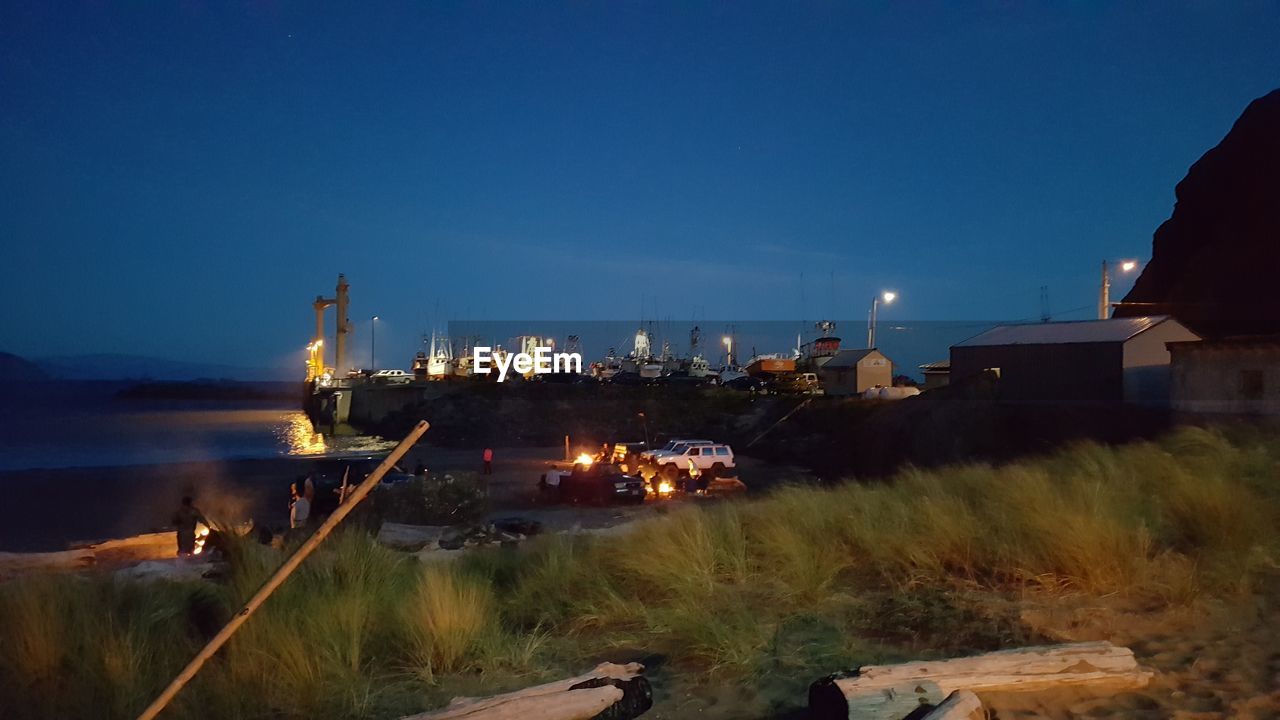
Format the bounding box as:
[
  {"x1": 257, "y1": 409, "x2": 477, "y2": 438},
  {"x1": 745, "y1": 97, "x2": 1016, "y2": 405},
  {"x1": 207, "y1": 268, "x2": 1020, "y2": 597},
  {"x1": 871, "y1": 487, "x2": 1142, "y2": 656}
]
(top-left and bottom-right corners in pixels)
[{"x1": 0, "y1": 446, "x2": 802, "y2": 553}]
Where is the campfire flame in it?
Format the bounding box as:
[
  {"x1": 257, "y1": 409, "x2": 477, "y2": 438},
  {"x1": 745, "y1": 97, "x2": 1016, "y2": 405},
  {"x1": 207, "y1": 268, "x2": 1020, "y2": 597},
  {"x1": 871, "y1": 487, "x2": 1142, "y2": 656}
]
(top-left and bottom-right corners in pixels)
[
  {"x1": 574, "y1": 453, "x2": 594, "y2": 466},
  {"x1": 193, "y1": 522, "x2": 211, "y2": 555}
]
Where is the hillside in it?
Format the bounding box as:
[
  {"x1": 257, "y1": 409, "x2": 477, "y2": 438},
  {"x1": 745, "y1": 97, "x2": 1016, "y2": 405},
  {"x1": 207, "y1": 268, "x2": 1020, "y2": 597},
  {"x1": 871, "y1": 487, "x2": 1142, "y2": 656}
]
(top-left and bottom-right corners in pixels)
[
  {"x1": 0, "y1": 353, "x2": 48, "y2": 382},
  {"x1": 1117, "y1": 89, "x2": 1280, "y2": 337},
  {"x1": 36, "y1": 354, "x2": 297, "y2": 382}
]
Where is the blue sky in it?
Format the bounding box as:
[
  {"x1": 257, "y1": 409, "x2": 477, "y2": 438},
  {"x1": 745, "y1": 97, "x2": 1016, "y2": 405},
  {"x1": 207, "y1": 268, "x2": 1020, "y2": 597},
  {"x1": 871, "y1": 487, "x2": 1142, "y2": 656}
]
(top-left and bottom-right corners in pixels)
[{"x1": 3, "y1": 2, "x2": 1278, "y2": 371}]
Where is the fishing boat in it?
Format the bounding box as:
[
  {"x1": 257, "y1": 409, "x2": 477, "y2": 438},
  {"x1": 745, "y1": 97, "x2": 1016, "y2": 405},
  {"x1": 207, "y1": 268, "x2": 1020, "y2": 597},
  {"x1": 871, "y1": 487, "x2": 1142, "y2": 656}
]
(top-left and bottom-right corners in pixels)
[
  {"x1": 746, "y1": 354, "x2": 797, "y2": 377},
  {"x1": 425, "y1": 333, "x2": 452, "y2": 379},
  {"x1": 591, "y1": 350, "x2": 623, "y2": 380},
  {"x1": 717, "y1": 366, "x2": 747, "y2": 383},
  {"x1": 688, "y1": 354, "x2": 714, "y2": 378}
]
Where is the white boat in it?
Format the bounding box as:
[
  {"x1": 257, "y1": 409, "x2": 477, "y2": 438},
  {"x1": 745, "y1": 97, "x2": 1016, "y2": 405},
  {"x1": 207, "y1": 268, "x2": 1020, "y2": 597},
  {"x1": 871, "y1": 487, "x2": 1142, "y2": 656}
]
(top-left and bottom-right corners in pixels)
[
  {"x1": 425, "y1": 333, "x2": 452, "y2": 379},
  {"x1": 688, "y1": 354, "x2": 714, "y2": 378},
  {"x1": 718, "y1": 366, "x2": 747, "y2": 383}
]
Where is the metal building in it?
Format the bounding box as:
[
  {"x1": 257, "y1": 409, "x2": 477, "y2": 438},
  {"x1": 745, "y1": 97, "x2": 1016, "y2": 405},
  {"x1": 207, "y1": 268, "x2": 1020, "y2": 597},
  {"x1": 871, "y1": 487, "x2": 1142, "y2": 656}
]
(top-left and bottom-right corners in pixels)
[
  {"x1": 949, "y1": 316, "x2": 1200, "y2": 407},
  {"x1": 918, "y1": 360, "x2": 951, "y2": 391},
  {"x1": 1168, "y1": 336, "x2": 1280, "y2": 415},
  {"x1": 817, "y1": 348, "x2": 893, "y2": 396}
]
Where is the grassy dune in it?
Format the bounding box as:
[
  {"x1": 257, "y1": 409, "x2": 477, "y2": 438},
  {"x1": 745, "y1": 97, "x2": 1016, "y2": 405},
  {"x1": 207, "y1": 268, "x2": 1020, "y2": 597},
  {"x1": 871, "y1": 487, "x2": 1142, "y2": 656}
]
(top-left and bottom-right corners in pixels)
[{"x1": 1, "y1": 427, "x2": 1277, "y2": 719}]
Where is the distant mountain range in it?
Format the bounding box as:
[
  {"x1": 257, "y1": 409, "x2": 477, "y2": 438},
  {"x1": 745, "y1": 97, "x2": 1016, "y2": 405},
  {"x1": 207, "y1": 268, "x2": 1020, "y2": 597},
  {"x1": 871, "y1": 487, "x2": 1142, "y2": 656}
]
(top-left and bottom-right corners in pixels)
[
  {"x1": 22, "y1": 353, "x2": 298, "y2": 382},
  {"x1": 0, "y1": 352, "x2": 50, "y2": 381}
]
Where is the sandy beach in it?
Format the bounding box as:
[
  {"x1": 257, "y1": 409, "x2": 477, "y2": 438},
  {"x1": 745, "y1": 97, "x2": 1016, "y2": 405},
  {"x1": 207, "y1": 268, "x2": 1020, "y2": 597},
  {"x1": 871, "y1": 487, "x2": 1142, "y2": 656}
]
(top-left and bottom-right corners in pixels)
[{"x1": 0, "y1": 445, "x2": 802, "y2": 552}]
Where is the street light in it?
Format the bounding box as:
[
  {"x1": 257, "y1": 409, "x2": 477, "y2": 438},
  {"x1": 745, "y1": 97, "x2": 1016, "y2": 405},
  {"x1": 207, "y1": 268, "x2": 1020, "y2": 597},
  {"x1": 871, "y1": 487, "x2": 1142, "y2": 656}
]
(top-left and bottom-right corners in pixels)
[
  {"x1": 867, "y1": 291, "x2": 896, "y2": 349},
  {"x1": 1099, "y1": 261, "x2": 1139, "y2": 319},
  {"x1": 722, "y1": 336, "x2": 732, "y2": 367},
  {"x1": 370, "y1": 315, "x2": 379, "y2": 370}
]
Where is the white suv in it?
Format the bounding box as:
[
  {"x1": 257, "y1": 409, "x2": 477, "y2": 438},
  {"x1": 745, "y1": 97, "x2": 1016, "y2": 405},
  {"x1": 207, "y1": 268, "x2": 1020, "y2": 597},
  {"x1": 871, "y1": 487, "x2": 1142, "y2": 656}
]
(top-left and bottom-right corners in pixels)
[
  {"x1": 640, "y1": 439, "x2": 714, "y2": 463},
  {"x1": 653, "y1": 443, "x2": 735, "y2": 480}
]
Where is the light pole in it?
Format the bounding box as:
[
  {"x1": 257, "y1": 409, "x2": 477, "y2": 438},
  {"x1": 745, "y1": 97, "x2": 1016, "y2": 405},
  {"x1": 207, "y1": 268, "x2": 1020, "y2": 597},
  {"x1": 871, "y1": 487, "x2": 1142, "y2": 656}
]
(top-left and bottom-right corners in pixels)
[
  {"x1": 722, "y1": 336, "x2": 733, "y2": 367},
  {"x1": 370, "y1": 316, "x2": 379, "y2": 370},
  {"x1": 867, "y1": 291, "x2": 896, "y2": 348},
  {"x1": 1098, "y1": 260, "x2": 1138, "y2": 319}
]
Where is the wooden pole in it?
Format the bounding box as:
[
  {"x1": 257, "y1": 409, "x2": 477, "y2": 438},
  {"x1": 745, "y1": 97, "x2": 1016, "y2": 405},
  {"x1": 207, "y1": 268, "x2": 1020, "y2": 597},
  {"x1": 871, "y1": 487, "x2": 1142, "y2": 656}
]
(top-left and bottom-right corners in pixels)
[
  {"x1": 136, "y1": 420, "x2": 430, "y2": 720},
  {"x1": 746, "y1": 398, "x2": 812, "y2": 448}
]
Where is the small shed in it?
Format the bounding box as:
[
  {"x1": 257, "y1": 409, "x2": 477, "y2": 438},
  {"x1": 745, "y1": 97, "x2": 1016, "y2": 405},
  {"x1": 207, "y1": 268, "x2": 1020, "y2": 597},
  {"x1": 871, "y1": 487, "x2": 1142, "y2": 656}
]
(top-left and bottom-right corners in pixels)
[
  {"x1": 817, "y1": 348, "x2": 893, "y2": 396},
  {"x1": 919, "y1": 360, "x2": 951, "y2": 391},
  {"x1": 1168, "y1": 336, "x2": 1280, "y2": 415},
  {"x1": 949, "y1": 316, "x2": 1200, "y2": 407}
]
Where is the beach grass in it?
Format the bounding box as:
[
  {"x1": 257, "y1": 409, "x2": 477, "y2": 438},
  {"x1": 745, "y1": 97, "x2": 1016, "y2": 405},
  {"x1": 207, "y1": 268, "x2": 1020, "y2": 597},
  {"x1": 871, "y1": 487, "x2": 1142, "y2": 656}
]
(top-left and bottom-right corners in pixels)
[{"x1": 0, "y1": 426, "x2": 1277, "y2": 718}]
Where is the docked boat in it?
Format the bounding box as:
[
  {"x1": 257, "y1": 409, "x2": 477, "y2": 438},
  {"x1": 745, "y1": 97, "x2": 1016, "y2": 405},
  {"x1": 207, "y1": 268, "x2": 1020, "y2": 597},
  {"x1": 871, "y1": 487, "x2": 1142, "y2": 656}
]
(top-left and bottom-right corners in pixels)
[
  {"x1": 717, "y1": 366, "x2": 747, "y2": 383},
  {"x1": 688, "y1": 354, "x2": 714, "y2": 378},
  {"x1": 591, "y1": 351, "x2": 623, "y2": 379},
  {"x1": 746, "y1": 354, "x2": 797, "y2": 376},
  {"x1": 424, "y1": 333, "x2": 453, "y2": 379}
]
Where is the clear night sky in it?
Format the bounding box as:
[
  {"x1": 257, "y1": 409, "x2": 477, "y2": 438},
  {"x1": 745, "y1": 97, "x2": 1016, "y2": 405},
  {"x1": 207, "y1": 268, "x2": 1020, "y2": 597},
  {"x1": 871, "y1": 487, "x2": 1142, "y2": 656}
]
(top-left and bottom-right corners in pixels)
[{"x1": 3, "y1": 3, "x2": 1278, "y2": 371}]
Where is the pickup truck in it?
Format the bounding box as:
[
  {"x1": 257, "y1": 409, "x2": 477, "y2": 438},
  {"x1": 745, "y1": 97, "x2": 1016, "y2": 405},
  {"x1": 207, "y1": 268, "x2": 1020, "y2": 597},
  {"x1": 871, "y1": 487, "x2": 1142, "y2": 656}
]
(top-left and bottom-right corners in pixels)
[{"x1": 540, "y1": 461, "x2": 646, "y2": 505}]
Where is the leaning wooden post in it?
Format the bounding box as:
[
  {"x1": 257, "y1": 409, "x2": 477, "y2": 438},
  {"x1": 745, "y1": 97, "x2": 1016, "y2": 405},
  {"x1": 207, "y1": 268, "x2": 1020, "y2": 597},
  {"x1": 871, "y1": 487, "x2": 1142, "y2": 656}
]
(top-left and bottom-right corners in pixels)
[{"x1": 136, "y1": 420, "x2": 430, "y2": 720}]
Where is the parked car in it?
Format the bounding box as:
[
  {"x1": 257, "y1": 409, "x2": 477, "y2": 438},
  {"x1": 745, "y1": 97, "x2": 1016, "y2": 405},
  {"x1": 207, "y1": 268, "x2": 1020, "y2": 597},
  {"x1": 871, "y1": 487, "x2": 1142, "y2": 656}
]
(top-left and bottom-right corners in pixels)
[
  {"x1": 541, "y1": 461, "x2": 646, "y2": 505},
  {"x1": 774, "y1": 372, "x2": 823, "y2": 394},
  {"x1": 640, "y1": 438, "x2": 714, "y2": 463},
  {"x1": 371, "y1": 369, "x2": 413, "y2": 384},
  {"x1": 722, "y1": 375, "x2": 769, "y2": 392},
  {"x1": 652, "y1": 443, "x2": 735, "y2": 483}
]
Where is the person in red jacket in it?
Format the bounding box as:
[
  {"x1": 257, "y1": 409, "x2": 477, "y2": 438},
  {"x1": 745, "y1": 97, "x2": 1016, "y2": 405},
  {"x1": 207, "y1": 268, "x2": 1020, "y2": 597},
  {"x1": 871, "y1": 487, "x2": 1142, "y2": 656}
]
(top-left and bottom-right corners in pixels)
[{"x1": 482, "y1": 447, "x2": 494, "y2": 475}]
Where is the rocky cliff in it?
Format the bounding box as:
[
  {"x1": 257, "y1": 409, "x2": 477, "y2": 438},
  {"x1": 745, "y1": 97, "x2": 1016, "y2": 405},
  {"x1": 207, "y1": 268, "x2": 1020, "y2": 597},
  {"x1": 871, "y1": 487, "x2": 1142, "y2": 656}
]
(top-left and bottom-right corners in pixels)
[{"x1": 1116, "y1": 89, "x2": 1280, "y2": 338}]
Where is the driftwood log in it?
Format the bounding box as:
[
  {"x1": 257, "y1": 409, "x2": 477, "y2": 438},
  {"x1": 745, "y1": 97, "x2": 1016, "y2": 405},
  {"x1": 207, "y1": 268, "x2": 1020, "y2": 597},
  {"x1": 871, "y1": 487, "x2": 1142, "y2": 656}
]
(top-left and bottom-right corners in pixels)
[
  {"x1": 0, "y1": 548, "x2": 96, "y2": 578},
  {"x1": 810, "y1": 642, "x2": 1151, "y2": 720},
  {"x1": 403, "y1": 662, "x2": 652, "y2": 720},
  {"x1": 812, "y1": 679, "x2": 946, "y2": 720},
  {"x1": 920, "y1": 690, "x2": 984, "y2": 720}
]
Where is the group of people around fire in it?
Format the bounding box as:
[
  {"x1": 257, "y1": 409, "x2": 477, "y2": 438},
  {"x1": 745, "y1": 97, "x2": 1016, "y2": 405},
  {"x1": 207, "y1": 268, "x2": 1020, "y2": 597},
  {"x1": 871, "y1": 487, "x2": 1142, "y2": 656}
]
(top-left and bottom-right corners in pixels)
[{"x1": 174, "y1": 447, "x2": 497, "y2": 555}]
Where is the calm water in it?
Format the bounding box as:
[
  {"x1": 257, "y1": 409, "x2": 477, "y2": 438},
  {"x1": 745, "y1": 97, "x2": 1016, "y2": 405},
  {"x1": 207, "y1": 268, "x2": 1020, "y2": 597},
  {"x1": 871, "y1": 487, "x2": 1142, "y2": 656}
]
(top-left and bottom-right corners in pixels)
[{"x1": 0, "y1": 383, "x2": 394, "y2": 472}]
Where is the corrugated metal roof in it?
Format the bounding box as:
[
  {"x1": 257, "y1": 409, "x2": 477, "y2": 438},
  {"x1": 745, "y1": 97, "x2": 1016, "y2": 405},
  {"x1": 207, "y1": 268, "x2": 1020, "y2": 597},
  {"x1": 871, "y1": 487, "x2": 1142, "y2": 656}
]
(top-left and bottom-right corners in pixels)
[
  {"x1": 954, "y1": 316, "x2": 1173, "y2": 347},
  {"x1": 919, "y1": 359, "x2": 951, "y2": 370},
  {"x1": 822, "y1": 348, "x2": 881, "y2": 369}
]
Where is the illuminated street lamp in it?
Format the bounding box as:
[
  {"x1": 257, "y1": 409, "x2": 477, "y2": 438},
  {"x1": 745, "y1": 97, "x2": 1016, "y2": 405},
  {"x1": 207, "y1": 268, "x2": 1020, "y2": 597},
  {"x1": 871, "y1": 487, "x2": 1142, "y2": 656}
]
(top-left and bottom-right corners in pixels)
[
  {"x1": 722, "y1": 335, "x2": 733, "y2": 367},
  {"x1": 370, "y1": 315, "x2": 379, "y2": 370},
  {"x1": 1099, "y1": 261, "x2": 1139, "y2": 319},
  {"x1": 867, "y1": 291, "x2": 896, "y2": 349}
]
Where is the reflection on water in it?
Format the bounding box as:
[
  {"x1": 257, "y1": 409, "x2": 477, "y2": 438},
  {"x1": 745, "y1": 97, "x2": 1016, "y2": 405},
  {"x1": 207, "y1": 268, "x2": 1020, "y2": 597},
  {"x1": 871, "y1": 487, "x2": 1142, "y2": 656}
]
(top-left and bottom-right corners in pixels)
[
  {"x1": 0, "y1": 397, "x2": 400, "y2": 472},
  {"x1": 279, "y1": 412, "x2": 330, "y2": 455},
  {"x1": 275, "y1": 412, "x2": 399, "y2": 458}
]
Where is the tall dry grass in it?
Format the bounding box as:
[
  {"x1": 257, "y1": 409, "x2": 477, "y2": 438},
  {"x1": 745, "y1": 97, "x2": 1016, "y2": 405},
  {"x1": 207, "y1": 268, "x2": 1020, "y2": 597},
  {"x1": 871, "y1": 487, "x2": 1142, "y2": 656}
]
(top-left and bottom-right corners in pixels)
[{"x1": 0, "y1": 427, "x2": 1276, "y2": 718}]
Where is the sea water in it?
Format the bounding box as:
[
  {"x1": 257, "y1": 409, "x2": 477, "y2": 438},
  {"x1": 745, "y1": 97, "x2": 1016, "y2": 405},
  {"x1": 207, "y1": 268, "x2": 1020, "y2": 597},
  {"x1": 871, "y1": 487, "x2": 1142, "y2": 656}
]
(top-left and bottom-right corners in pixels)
[{"x1": 0, "y1": 383, "x2": 394, "y2": 472}]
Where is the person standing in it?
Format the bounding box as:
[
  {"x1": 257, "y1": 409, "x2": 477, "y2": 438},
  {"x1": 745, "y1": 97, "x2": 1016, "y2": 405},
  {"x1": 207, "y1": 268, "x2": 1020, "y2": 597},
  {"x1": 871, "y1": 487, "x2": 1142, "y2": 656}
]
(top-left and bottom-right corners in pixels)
[
  {"x1": 482, "y1": 447, "x2": 494, "y2": 475},
  {"x1": 290, "y1": 479, "x2": 311, "y2": 530},
  {"x1": 172, "y1": 496, "x2": 207, "y2": 557}
]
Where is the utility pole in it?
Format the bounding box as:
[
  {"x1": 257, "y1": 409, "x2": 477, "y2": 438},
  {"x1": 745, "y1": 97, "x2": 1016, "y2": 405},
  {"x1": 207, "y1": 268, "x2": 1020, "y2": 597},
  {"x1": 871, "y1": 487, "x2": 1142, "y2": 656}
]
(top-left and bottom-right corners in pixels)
[
  {"x1": 1040, "y1": 286, "x2": 1051, "y2": 323},
  {"x1": 370, "y1": 315, "x2": 378, "y2": 370},
  {"x1": 867, "y1": 292, "x2": 897, "y2": 349},
  {"x1": 1098, "y1": 261, "x2": 1111, "y2": 320}
]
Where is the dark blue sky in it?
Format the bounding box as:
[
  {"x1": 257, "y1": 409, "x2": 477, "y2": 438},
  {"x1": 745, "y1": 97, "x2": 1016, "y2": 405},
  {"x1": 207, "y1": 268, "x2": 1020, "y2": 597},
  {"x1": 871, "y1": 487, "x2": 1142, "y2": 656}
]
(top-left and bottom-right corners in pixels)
[{"x1": 3, "y1": 2, "x2": 1278, "y2": 371}]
